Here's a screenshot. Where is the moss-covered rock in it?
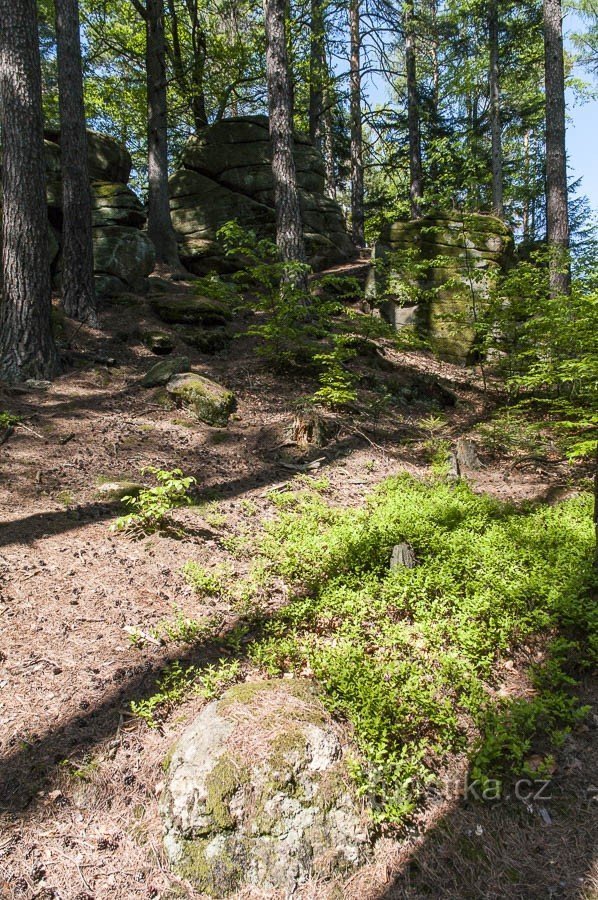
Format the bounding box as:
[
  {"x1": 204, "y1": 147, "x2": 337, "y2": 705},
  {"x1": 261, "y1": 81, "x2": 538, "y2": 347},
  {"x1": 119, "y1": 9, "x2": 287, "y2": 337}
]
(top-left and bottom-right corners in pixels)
[
  {"x1": 370, "y1": 212, "x2": 514, "y2": 363},
  {"x1": 175, "y1": 325, "x2": 232, "y2": 354},
  {"x1": 169, "y1": 115, "x2": 355, "y2": 274},
  {"x1": 141, "y1": 329, "x2": 176, "y2": 355},
  {"x1": 166, "y1": 373, "x2": 236, "y2": 426},
  {"x1": 141, "y1": 356, "x2": 190, "y2": 388},
  {"x1": 160, "y1": 679, "x2": 371, "y2": 898},
  {"x1": 150, "y1": 294, "x2": 232, "y2": 327}
]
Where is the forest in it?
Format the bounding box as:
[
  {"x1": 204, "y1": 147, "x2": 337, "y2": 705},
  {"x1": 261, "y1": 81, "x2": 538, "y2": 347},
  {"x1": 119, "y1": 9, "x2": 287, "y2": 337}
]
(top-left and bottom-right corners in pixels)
[{"x1": 0, "y1": 0, "x2": 597, "y2": 897}]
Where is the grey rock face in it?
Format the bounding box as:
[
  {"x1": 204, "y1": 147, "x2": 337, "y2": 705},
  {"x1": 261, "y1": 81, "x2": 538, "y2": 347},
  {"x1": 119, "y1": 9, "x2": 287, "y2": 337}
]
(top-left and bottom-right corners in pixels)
[
  {"x1": 169, "y1": 115, "x2": 355, "y2": 274},
  {"x1": 92, "y1": 226, "x2": 155, "y2": 295},
  {"x1": 368, "y1": 212, "x2": 514, "y2": 363},
  {"x1": 160, "y1": 680, "x2": 371, "y2": 898},
  {"x1": 140, "y1": 356, "x2": 190, "y2": 387},
  {"x1": 41, "y1": 131, "x2": 154, "y2": 297}
]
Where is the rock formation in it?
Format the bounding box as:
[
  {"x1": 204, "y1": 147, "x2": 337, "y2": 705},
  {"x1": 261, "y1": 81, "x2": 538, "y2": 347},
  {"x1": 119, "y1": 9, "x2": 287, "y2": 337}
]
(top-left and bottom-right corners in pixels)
[
  {"x1": 43, "y1": 130, "x2": 155, "y2": 297},
  {"x1": 160, "y1": 679, "x2": 371, "y2": 897},
  {"x1": 367, "y1": 212, "x2": 514, "y2": 362},
  {"x1": 169, "y1": 115, "x2": 355, "y2": 274}
]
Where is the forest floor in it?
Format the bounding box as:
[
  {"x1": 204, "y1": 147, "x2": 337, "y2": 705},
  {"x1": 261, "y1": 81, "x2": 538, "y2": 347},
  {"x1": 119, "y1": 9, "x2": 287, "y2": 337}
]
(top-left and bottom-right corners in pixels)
[{"x1": 0, "y1": 280, "x2": 596, "y2": 900}]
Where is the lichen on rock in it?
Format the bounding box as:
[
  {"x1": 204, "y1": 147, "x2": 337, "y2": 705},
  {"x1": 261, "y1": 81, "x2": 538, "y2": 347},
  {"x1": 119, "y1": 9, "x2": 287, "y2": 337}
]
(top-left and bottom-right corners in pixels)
[
  {"x1": 160, "y1": 679, "x2": 371, "y2": 898},
  {"x1": 166, "y1": 372, "x2": 236, "y2": 427}
]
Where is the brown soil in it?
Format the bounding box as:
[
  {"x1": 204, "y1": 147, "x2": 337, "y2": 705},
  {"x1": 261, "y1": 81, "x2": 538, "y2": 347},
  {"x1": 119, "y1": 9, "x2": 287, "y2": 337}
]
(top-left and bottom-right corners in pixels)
[{"x1": 0, "y1": 286, "x2": 595, "y2": 900}]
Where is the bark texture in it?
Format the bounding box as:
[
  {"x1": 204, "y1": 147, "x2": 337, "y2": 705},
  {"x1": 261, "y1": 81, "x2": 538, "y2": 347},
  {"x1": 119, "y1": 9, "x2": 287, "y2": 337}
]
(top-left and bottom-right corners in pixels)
[
  {"x1": 405, "y1": 0, "x2": 423, "y2": 219},
  {"x1": 55, "y1": 0, "x2": 98, "y2": 325},
  {"x1": 263, "y1": 0, "x2": 307, "y2": 284},
  {"x1": 309, "y1": 0, "x2": 326, "y2": 148},
  {"x1": 146, "y1": 0, "x2": 181, "y2": 268},
  {"x1": 349, "y1": 0, "x2": 364, "y2": 246},
  {"x1": 488, "y1": 0, "x2": 504, "y2": 218},
  {"x1": 0, "y1": 0, "x2": 59, "y2": 382},
  {"x1": 543, "y1": 0, "x2": 570, "y2": 295}
]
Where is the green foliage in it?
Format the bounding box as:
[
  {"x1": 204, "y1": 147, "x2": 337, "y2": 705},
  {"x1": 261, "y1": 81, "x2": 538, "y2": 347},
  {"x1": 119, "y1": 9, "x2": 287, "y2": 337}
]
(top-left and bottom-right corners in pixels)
[
  {"x1": 0, "y1": 411, "x2": 21, "y2": 429},
  {"x1": 112, "y1": 467, "x2": 196, "y2": 535},
  {"x1": 131, "y1": 658, "x2": 241, "y2": 729},
  {"x1": 246, "y1": 476, "x2": 595, "y2": 823},
  {"x1": 310, "y1": 336, "x2": 358, "y2": 408},
  {"x1": 481, "y1": 251, "x2": 598, "y2": 459},
  {"x1": 217, "y1": 222, "x2": 362, "y2": 408},
  {"x1": 183, "y1": 561, "x2": 231, "y2": 597}
]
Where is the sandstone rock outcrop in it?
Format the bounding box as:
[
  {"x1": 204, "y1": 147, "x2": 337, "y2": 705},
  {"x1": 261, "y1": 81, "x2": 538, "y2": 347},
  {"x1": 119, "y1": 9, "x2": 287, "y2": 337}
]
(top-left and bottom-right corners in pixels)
[
  {"x1": 43, "y1": 131, "x2": 155, "y2": 297},
  {"x1": 368, "y1": 212, "x2": 514, "y2": 362},
  {"x1": 169, "y1": 115, "x2": 355, "y2": 274}
]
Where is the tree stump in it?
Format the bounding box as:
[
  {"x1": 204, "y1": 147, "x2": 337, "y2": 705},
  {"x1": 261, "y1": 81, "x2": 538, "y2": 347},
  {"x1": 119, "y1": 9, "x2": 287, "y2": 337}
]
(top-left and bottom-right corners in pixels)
[
  {"x1": 390, "y1": 543, "x2": 416, "y2": 569},
  {"x1": 291, "y1": 409, "x2": 331, "y2": 448},
  {"x1": 455, "y1": 437, "x2": 482, "y2": 471}
]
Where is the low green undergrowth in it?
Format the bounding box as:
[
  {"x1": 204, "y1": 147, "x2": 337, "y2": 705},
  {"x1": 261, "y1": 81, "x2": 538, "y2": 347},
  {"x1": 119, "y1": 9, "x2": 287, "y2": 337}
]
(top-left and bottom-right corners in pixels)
[
  {"x1": 131, "y1": 658, "x2": 241, "y2": 729},
  {"x1": 247, "y1": 476, "x2": 596, "y2": 823}
]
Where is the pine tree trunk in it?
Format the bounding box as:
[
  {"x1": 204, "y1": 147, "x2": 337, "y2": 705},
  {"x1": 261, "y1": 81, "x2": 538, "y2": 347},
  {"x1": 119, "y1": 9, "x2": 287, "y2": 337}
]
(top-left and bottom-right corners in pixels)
[
  {"x1": 0, "y1": 0, "x2": 59, "y2": 382},
  {"x1": 263, "y1": 0, "x2": 307, "y2": 287},
  {"x1": 309, "y1": 0, "x2": 326, "y2": 148},
  {"x1": 349, "y1": 0, "x2": 364, "y2": 246},
  {"x1": 489, "y1": 0, "x2": 504, "y2": 218},
  {"x1": 543, "y1": 0, "x2": 570, "y2": 296},
  {"x1": 323, "y1": 90, "x2": 337, "y2": 198},
  {"x1": 146, "y1": 0, "x2": 181, "y2": 269},
  {"x1": 405, "y1": 0, "x2": 423, "y2": 219},
  {"x1": 55, "y1": 0, "x2": 98, "y2": 325}
]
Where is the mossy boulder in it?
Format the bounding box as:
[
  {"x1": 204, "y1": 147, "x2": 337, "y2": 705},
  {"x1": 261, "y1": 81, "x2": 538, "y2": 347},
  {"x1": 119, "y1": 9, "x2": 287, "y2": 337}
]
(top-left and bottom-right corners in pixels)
[
  {"x1": 160, "y1": 679, "x2": 371, "y2": 898},
  {"x1": 150, "y1": 294, "x2": 232, "y2": 327},
  {"x1": 166, "y1": 373, "x2": 236, "y2": 426},
  {"x1": 91, "y1": 181, "x2": 146, "y2": 228},
  {"x1": 169, "y1": 115, "x2": 355, "y2": 274},
  {"x1": 175, "y1": 326, "x2": 232, "y2": 354},
  {"x1": 141, "y1": 356, "x2": 190, "y2": 387},
  {"x1": 369, "y1": 212, "x2": 514, "y2": 363},
  {"x1": 141, "y1": 329, "x2": 175, "y2": 355}
]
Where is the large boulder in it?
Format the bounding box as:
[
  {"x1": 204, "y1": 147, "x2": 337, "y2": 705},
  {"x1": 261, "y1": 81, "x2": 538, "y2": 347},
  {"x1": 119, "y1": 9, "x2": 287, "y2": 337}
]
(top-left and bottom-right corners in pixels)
[
  {"x1": 169, "y1": 115, "x2": 355, "y2": 274},
  {"x1": 368, "y1": 212, "x2": 514, "y2": 362},
  {"x1": 45, "y1": 129, "x2": 132, "y2": 183},
  {"x1": 160, "y1": 679, "x2": 371, "y2": 897},
  {"x1": 41, "y1": 131, "x2": 153, "y2": 297},
  {"x1": 92, "y1": 226, "x2": 155, "y2": 296}
]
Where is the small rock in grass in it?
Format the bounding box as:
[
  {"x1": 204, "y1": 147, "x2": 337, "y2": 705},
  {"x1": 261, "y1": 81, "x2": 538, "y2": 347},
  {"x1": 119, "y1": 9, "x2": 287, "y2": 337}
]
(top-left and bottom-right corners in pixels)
[
  {"x1": 141, "y1": 356, "x2": 190, "y2": 387},
  {"x1": 166, "y1": 372, "x2": 236, "y2": 427}
]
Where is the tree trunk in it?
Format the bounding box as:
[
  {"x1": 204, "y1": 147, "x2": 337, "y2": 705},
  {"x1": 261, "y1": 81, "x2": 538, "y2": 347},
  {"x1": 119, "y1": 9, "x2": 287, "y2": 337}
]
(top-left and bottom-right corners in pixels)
[
  {"x1": 146, "y1": 0, "x2": 181, "y2": 269},
  {"x1": 543, "y1": 0, "x2": 570, "y2": 295},
  {"x1": 263, "y1": 0, "x2": 308, "y2": 287},
  {"x1": 323, "y1": 89, "x2": 337, "y2": 198},
  {"x1": 55, "y1": 0, "x2": 98, "y2": 325},
  {"x1": 0, "y1": 0, "x2": 60, "y2": 382},
  {"x1": 309, "y1": 0, "x2": 326, "y2": 148},
  {"x1": 349, "y1": 0, "x2": 364, "y2": 246},
  {"x1": 405, "y1": 0, "x2": 423, "y2": 219},
  {"x1": 488, "y1": 0, "x2": 504, "y2": 218}
]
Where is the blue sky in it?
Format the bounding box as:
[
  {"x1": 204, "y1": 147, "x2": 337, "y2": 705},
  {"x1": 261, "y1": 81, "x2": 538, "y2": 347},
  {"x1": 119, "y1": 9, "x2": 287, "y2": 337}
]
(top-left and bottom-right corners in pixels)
[{"x1": 567, "y1": 93, "x2": 598, "y2": 212}]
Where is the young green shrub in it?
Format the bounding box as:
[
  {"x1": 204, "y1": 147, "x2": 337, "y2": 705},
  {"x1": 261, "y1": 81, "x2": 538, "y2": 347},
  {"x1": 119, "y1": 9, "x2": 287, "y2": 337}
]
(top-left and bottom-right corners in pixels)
[{"x1": 112, "y1": 466, "x2": 196, "y2": 535}]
